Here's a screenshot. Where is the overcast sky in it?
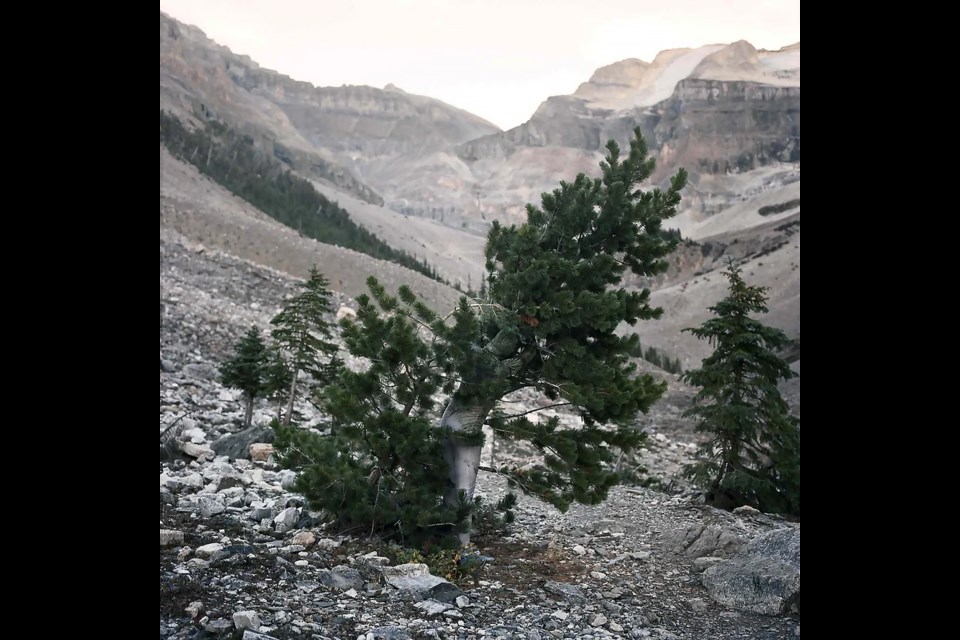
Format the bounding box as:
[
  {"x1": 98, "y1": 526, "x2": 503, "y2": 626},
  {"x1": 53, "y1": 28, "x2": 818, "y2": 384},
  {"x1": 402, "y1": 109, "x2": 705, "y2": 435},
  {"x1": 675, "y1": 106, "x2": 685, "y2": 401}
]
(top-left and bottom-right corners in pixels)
[{"x1": 160, "y1": 0, "x2": 800, "y2": 130}]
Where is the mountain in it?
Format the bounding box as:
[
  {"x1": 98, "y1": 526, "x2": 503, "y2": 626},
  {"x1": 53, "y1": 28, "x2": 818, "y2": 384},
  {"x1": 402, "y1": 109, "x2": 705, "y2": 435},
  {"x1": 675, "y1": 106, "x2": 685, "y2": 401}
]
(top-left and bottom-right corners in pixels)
[
  {"x1": 160, "y1": 11, "x2": 500, "y2": 210},
  {"x1": 456, "y1": 40, "x2": 799, "y2": 227},
  {"x1": 159, "y1": 10, "x2": 799, "y2": 377}
]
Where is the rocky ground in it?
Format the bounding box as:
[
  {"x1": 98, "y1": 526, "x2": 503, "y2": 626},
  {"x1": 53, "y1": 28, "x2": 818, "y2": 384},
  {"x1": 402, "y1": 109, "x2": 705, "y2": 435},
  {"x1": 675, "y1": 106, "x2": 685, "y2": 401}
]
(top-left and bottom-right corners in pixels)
[{"x1": 160, "y1": 235, "x2": 800, "y2": 640}]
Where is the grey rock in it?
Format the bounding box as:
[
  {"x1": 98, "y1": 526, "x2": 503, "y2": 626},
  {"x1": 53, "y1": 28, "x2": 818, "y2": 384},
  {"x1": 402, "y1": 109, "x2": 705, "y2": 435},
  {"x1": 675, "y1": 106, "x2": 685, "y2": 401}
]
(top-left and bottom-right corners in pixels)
[
  {"x1": 601, "y1": 600, "x2": 621, "y2": 614},
  {"x1": 686, "y1": 597, "x2": 708, "y2": 612},
  {"x1": 425, "y1": 581, "x2": 462, "y2": 603},
  {"x1": 671, "y1": 524, "x2": 744, "y2": 558},
  {"x1": 185, "y1": 601, "x2": 204, "y2": 618},
  {"x1": 692, "y1": 556, "x2": 724, "y2": 572},
  {"x1": 543, "y1": 581, "x2": 587, "y2": 605},
  {"x1": 702, "y1": 527, "x2": 800, "y2": 615},
  {"x1": 209, "y1": 544, "x2": 257, "y2": 565},
  {"x1": 319, "y1": 565, "x2": 364, "y2": 591},
  {"x1": 181, "y1": 472, "x2": 204, "y2": 489},
  {"x1": 212, "y1": 425, "x2": 275, "y2": 460},
  {"x1": 274, "y1": 507, "x2": 299, "y2": 534},
  {"x1": 197, "y1": 495, "x2": 226, "y2": 517},
  {"x1": 278, "y1": 469, "x2": 297, "y2": 489},
  {"x1": 455, "y1": 595, "x2": 470, "y2": 608},
  {"x1": 366, "y1": 626, "x2": 410, "y2": 640},
  {"x1": 250, "y1": 506, "x2": 273, "y2": 521},
  {"x1": 589, "y1": 613, "x2": 608, "y2": 627},
  {"x1": 242, "y1": 632, "x2": 278, "y2": 640},
  {"x1": 204, "y1": 619, "x2": 233, "y2": 634},
  {"x1": 183, "y1": 427, "x2": 207, "y2": 443},
  {"x1": 382, "y1": 563, "x2": 458, "y2": 601},
  {"x1": 195, "y1": 543, "x2": 224, "y2": 558},
  {"x1": 232, "y1": 610, "x2": 262, "y2": 631},
  {"x1": 290, "y1": 530, "x2": 316, "y2": 547},
  {"x1": 160, "y1": 358, "x2": 176, "y2": 373},
  {"x1": 182, "y1": 363, "x2": 219, "y2": 380},
  {"x1": 160, "y1": 529, "x2": 184, "y2": 547},
  {"x1": 414, "y1": 599, "x2": 454, "y2": 616},
  {"x1": 182, "y1": 441, "x2": 215, "y2": 461}
]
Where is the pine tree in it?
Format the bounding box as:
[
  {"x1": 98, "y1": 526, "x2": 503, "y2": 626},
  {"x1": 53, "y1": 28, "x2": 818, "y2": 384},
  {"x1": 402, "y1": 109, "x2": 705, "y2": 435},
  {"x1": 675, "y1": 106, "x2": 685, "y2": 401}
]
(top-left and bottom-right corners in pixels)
[
  {"x1": 270, "y1": 267, "x2": 339, "y2": 426},
  {"x1": 263, "y1": 344, "x2": 294, "y2": 422},
  {"x1": 681, "y1": 264, "x2": 800, "y2": 516},
  {"x1": 219, "y1": 326, "x2": 268, "y2": 428},
  {"x1": 275, "y1": 128, "x2": 688, "y2": 547}
]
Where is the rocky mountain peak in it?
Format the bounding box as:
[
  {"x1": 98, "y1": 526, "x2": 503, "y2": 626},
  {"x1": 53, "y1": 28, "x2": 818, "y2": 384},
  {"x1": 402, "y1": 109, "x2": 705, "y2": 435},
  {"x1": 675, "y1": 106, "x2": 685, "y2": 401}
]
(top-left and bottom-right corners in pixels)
[{"x1": 691, "y1": 40, "x2": 799, "y2": 85}]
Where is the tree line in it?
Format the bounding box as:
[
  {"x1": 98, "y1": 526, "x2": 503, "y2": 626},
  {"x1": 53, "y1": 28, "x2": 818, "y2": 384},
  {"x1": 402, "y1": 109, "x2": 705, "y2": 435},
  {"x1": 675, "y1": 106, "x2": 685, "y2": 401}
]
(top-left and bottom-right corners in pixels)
[{"x1": 159, "y1": 110, "x2": 444, "y2": 283}]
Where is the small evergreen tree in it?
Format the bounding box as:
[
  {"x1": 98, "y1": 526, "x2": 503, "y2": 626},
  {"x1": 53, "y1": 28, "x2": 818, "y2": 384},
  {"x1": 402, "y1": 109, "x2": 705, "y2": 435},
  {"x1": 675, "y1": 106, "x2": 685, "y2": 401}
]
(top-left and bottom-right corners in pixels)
[
  {"x1": 681, "y1": 264, "x2": 800, "y2": 516},
  {"x1": 263, "y1": 345, "x2": 294, "y2": 422},
  {"x1": 270, "y1": 267, "x2": 339, "y2": 425},
  {"x1": 275, "y1": 127, "x2": 688, "y2": 547},
  {"x1": 219, "y1": 326, "x2": 268, "y2": 428}
]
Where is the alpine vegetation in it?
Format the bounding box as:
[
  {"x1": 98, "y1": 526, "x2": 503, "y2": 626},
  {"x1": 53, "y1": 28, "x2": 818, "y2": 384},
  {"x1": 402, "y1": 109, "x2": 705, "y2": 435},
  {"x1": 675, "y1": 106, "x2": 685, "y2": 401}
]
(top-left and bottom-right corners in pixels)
[{"x1": 275, "y1": 128, "x2": 688, "y2": 548}]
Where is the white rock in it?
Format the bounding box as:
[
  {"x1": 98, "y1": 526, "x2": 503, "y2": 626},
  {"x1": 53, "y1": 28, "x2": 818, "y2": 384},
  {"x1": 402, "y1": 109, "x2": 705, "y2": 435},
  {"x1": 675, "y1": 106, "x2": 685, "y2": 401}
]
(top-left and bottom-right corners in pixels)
[
  {"x1": 182, "y1": 442, "x2": 215, "y2": 461},
  {"x1": 733, "y1": 505, "x2": 761, "y2": 516},
  {"x1": 278, "y1": 470, "x2": 297, "y2": 489},
  {"x1": 455, "y1": 595, "x2": 470, "y2": 608},
  {"x1": 590, "y1": 613, "x2": 608, "y2": 627},
  {"x1": 184, "y1": 427, "x2": 207, "y2": 443},
  {"x1": 232, "y1": 610, "x2": 261, "y2": 631},
  {"x1": 197, "y1": 495, "x2": 226, "y2": 517},
  {"x1": 316, "y1": 538, "x2": 341, "y2": 550},
  {"x1": 590, "y1": 571, "x2": 607, "y2": 580},
  {"x1": 218, "y1": 390, "x2": 237, "y2": 402},
  {"x1": 290, "y1": 531, "x2": 316, "y2": 547},
  {"x1": 609, "y1": 621, "x2": 624, "y2": 632},
  {"x1": 572, "y1": 545, "x2": 587, "y2": 555},
  {"x1": 415, "y1": 599, "x2": 453, "y2": 616},
  {"x1": 344, "y1": 588, "x2": 358, "y2": 598},
  {"x1": 249, "y1": 443, "x2": 273, "y2": 462},
  {"x1": 551, "y1": 611, "x2": 569, "y2": 620},
  {"x1": 196, "y1": 543, "x2": 223, "y2": 558},
  {"x1": 160, "y1": 529, "x2": 184, "y2": 547},
  {"x1": 274, "y1": 507, "x2": 300, "y2": 534},
  {"x1": 159, "y1": 473, "x2": 182, "y2": 490},
  {"x1": 181, "y1": 473, "x2": 204, "y2": 489}
]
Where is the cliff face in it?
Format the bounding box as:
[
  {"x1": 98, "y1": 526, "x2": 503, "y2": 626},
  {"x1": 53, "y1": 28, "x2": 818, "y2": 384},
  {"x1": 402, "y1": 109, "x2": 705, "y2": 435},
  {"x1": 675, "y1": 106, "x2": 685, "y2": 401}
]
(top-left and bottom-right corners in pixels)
[
  {"x1": 160, "y1": 12, "x2": 499, "y2": 205},
  {"x1": 160, "y1": 10, "x2": 799, "y2": 240},
  {"x1": 650, "y1": 79, "x2": 800, "y2": 181}
]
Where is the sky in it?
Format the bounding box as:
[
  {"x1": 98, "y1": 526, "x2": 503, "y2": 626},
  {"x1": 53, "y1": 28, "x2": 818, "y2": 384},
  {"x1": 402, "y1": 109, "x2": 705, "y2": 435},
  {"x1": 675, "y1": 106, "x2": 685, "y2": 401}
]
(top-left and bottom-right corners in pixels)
[{"x1": 159, "y1": 0, "x2": 800, "y2": 131}]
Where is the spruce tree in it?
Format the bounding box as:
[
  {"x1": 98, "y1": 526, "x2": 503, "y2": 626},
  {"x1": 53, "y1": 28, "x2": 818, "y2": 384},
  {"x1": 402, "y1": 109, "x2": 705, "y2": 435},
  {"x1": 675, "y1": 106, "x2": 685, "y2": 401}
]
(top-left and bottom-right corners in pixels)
[
  {"x1": 219, "y1": 326, "x2": 268, "y2": 428},
  {"x1": 263, "y1": 345, "x2": 294, "y2": 422},
  {"x1": 270, "y1": 267, "x2": 339, "y2": 426},
  {"x1": 681, "y1": 264, "x2": 800, "y2": 516},
  {"x1": 275, "y1": 128, "x2": 687, "y2": 547}
]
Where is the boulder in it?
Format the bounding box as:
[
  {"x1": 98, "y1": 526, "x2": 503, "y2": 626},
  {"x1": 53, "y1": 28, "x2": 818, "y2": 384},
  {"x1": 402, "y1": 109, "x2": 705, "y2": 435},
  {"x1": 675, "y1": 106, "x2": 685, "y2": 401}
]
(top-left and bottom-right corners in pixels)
[
  {"x1": 702, "y1": 527, "x2": 800, "y2": 615},
  {"x1": 212, "y1": 425, "x2": 275, "y2": 460}
]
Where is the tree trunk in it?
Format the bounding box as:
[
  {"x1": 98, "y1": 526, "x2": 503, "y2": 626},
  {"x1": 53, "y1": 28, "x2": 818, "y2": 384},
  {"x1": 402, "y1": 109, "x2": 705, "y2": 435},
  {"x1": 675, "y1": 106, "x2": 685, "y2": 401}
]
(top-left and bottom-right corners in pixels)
[
  {"x1": 244, "y1": 395, "x2": 254, "y2": 429},
  {"x1": 439, "y1": 394, "x2": 493, "y2": 547},
  {"x1": 282, "y1": 373, "x2": 298, "y2": 427}
]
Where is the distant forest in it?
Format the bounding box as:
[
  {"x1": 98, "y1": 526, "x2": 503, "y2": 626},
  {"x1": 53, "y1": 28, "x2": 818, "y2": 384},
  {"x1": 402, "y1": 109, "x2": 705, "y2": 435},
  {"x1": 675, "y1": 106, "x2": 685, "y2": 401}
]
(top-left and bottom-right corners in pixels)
[{"x1": 159, "y1": 111, "x2": 445, "y2": 283}]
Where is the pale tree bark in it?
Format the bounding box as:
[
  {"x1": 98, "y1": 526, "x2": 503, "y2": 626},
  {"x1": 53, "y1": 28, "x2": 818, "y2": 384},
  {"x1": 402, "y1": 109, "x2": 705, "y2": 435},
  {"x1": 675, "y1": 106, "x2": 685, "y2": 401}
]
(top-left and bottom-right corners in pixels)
[
  {"x1": 440, "y1": 394, "x2": 493, "y2": 546},
  {"x1": 244, "y1": 394, "x2": 254, "y2": 429},
  {"x1": 282, "y1": 374, "x2": 298, "y2": 427},
  {"x1": 439, "y1": 328, "x2": 527, "y2": 546}
]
